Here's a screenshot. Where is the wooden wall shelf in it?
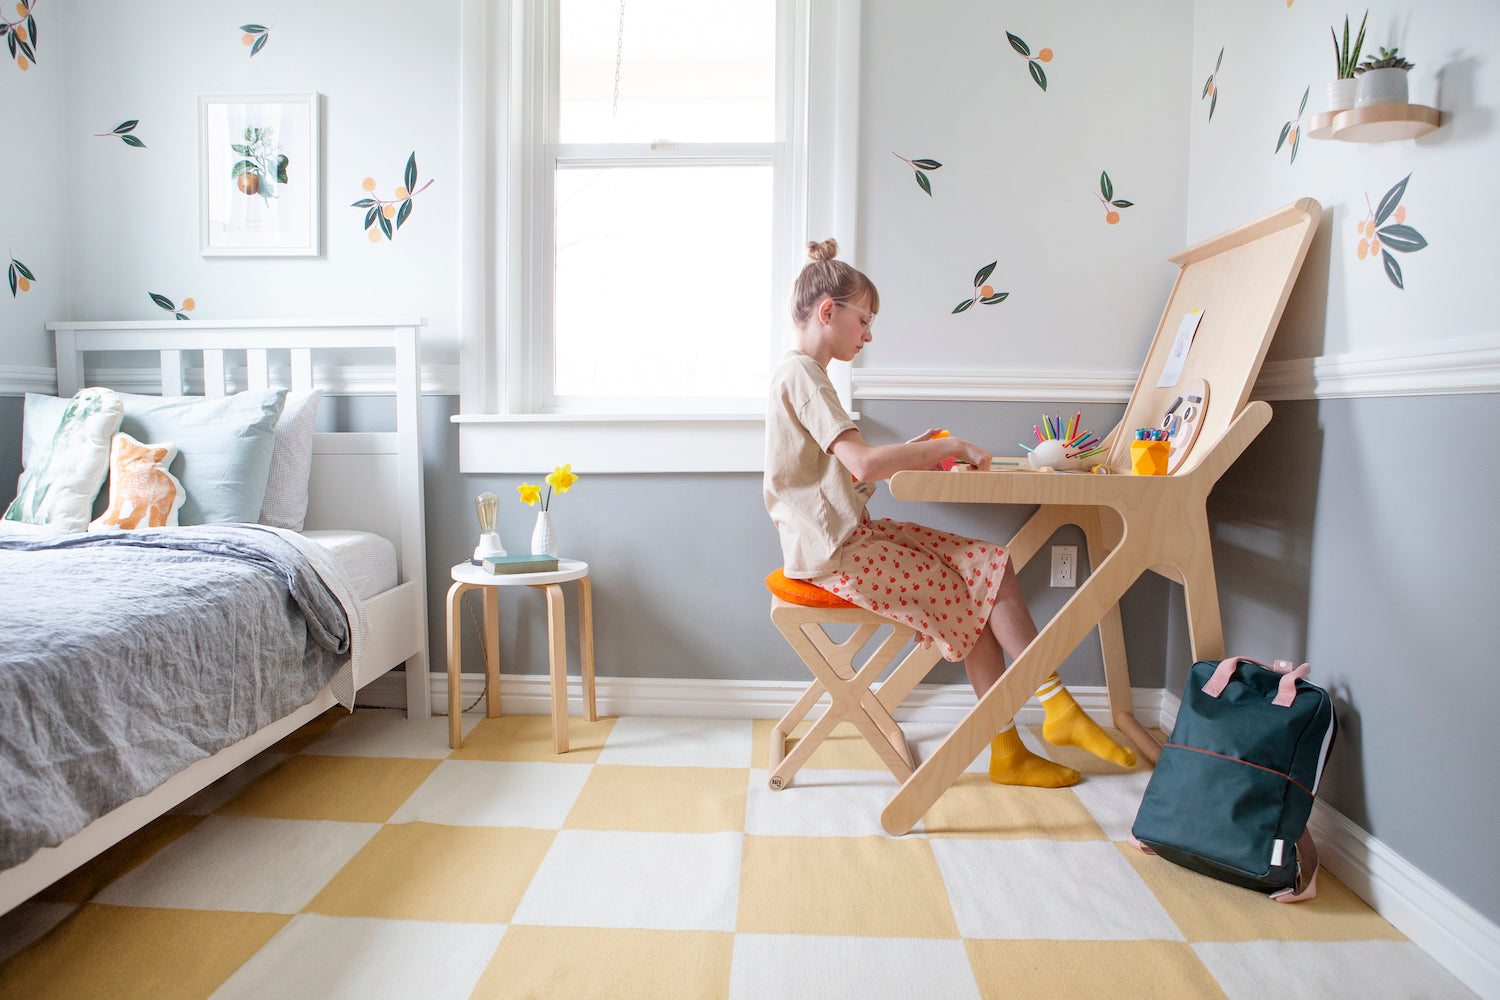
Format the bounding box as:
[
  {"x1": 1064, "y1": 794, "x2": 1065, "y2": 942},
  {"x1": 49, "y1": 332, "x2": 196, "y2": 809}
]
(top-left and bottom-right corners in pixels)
[{"x1": 1305, "y1": 103, "x2": 1441, "y2": 143}]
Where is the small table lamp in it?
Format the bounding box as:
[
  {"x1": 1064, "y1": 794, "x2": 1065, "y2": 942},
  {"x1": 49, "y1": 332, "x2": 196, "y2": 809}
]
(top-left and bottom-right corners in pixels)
[{"x1": 472, "y1": 491, "x2": 507, "y2": 565}]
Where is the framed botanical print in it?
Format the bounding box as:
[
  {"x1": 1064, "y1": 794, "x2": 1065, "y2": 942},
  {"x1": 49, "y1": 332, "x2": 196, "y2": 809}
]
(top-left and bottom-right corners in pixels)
[{"x1": 198, "y1": 92, "x2": 321, "y2": 256}]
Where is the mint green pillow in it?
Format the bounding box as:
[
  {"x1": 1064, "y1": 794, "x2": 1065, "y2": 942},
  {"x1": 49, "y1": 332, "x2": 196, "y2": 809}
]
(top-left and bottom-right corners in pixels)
[{"x1": 116, "y1": 389, "x2": 288, "y2": 525}]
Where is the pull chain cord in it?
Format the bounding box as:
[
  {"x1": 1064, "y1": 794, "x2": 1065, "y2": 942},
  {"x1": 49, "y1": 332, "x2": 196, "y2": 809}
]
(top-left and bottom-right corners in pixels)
[{"x1": 612, "y1": 0, "x2": 626, "y2": 119}]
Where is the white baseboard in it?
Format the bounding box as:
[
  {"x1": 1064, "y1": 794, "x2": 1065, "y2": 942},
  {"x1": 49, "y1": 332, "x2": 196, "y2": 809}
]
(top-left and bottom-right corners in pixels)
[
  {"x1": 1308, "y1": 803, "x2": 1500, "y2": 999},
  {"x1": 1151, "y1": 687, "x2": 1497, "y2": 999},
  {"x1": 356, "y1": 671, "x2": 1167, "y2": 729}
]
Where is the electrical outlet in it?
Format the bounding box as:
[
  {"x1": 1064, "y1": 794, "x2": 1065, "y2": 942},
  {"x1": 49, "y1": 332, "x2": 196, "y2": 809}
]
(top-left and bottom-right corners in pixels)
[{"x1": 1050, "y1": 545, "x2": 1077, "y2": 588}]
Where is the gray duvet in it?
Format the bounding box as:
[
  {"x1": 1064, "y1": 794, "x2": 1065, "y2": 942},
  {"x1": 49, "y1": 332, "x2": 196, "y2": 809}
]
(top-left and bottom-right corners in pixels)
[{"x1": 0, "y1": 525, "x2": 351, "y2": 869}]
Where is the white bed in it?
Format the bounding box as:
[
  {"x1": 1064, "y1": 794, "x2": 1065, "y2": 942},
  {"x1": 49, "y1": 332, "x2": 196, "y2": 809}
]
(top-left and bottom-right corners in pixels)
[{"x1": 0, "y1": 318, "x2": 430, "y2": 913}]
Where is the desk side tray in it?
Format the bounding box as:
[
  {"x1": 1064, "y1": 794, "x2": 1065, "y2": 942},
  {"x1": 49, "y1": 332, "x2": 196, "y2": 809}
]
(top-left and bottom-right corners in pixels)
[{"x1": 881, "y1": 198, "x2": 1321, "y2": 836}]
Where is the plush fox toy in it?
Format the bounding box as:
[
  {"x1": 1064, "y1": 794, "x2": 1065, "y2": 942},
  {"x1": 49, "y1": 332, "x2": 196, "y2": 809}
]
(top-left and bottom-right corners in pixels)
[{"x1": 90, "y1": 432, "x2": 186, "y2": 530}]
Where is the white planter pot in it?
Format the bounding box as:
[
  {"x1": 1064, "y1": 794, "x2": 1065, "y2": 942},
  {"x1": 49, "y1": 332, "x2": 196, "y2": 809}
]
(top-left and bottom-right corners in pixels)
[
  {"x1": 1326, "y1": 78, "x2": 1358, "y2": 112},
  {"x1": 1355, "y1": 68, "x2": 1409, "y2": 107}
]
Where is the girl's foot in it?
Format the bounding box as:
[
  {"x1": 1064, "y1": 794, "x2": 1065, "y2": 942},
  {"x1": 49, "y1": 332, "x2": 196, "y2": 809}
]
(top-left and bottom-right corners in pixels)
[
  {"x1": 1038, "y1": 680, "x2": 1138, "y2": 768},
  {"x1": 988, "y1": 724, "x2": 1081, "y2": 787}
]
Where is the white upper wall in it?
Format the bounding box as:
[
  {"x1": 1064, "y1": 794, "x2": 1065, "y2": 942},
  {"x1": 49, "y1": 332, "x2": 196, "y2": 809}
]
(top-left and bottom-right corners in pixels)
[
  {"x1": 854, "y1": 0, "x2": 1194, "y2": 375},
  {"x1": 5, "y1": 0, "x2": 463, "y2": 366},
  {"x1": 0, "y1": 0, "x2": 69, "y2": 369},
  {"x1": 1186, "y1": 0, "x2": 1500, "y2": 360}
]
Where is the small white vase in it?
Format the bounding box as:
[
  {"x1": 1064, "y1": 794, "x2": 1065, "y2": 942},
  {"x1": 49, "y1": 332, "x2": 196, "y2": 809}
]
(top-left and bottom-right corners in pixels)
[
  {"x1": 1326, "y1": 78, "x2": 1358, "y2": 113},
  {"x1": 1355, "y1": 68, "x2": 1409, "y2": 107},
  {"x1": 531, "y1": 510, "x2": 559, "y2": 557}
]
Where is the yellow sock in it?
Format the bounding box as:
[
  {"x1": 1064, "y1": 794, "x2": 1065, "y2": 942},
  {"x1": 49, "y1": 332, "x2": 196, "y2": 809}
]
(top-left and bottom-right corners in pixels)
[
  {"x1": 988, "y1": 723, "x2": 1081, "y2": 787},
  {"x1": 1036, "y1": 675, "x2": 1138, "y2": 768}
]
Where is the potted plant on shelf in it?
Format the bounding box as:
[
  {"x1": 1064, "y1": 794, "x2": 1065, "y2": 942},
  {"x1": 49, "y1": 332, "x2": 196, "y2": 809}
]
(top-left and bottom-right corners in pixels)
[
  {"x1": 1328, "y1": 11, "x2": 1368, "y2": 112},
  {"x1": 1355, "y1": 45, "x2": 1415, "y2": 107}
]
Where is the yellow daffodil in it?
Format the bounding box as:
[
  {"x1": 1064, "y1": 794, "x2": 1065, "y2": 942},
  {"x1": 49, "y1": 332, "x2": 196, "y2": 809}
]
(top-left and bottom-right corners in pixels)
[
  {"x1": 518, "y1": 465, "x2": 577, "y2": 512},
  {"x1": 546, "y1": 464, "x2": 578, "y2": 494}
]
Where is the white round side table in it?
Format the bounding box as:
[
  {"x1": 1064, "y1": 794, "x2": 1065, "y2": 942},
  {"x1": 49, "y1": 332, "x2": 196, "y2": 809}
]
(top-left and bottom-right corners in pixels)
[{"x1": 446, "y1": 558, "x2": 596, "y2": 753}]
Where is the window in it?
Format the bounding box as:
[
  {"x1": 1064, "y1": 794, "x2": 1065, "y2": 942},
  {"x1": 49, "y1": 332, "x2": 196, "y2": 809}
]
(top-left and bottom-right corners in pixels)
[
  {"x1": 540, "y1": 0, "x2": 790, "y2": 414},
  {"x1": 457, "y1": 0, "x2": 861, "y2": 471}
]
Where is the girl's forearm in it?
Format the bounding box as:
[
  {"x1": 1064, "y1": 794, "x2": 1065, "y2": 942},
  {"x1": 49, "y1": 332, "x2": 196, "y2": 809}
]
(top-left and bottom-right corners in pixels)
[{"x1": 843, "y1": 437, "x2": 962, "y2": 482}]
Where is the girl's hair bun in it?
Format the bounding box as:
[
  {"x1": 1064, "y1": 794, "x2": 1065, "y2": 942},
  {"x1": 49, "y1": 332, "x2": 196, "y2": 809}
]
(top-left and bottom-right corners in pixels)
[{"x1": 807, "y1": 238, "x2": 839, "y2": 263}]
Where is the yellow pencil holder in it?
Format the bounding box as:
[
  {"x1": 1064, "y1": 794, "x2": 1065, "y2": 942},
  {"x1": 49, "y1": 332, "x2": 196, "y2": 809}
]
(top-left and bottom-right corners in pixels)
[{"x1": 1130, "y1": 440, "x2": 1170, "y2": 476}]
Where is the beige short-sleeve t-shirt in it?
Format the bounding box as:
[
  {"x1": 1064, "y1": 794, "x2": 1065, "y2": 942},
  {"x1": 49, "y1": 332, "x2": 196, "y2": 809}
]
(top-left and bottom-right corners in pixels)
[{"x1": 764, "y1": 351, "x2": 875, "y2": 577}]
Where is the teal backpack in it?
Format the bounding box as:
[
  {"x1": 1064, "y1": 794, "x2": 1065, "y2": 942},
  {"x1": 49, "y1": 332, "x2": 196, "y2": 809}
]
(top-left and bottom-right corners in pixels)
[{"x1": 1131, "y1": 657, "x2": 1337, "y2": 902}]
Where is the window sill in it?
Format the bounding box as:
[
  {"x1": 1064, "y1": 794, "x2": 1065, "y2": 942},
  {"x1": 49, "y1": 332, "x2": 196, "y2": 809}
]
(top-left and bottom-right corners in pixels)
[{"x1": 452, "y1": 412, "x2": 775, "y2": 474}]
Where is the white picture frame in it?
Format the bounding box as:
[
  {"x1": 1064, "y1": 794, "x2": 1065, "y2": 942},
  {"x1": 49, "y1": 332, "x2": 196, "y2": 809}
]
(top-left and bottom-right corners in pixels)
[{"x1": 198, "y1": 92, "x2": 321, "y2": 256}]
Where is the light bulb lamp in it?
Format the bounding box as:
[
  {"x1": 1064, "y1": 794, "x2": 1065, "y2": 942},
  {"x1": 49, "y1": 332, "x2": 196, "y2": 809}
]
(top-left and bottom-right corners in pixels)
[{"x1": 472, "y1": 491, "x2": 506, "y2": 565}]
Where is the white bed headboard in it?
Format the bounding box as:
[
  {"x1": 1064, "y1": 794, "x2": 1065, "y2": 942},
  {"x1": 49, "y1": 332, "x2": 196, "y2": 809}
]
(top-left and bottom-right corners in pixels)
[{"x1": 44, "y1": 318, "x2": 428, "y2": 600}]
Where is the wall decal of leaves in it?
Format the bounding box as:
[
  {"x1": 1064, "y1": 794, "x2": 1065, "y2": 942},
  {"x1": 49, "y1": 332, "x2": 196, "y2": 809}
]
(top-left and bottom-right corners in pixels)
[
  {"x1": 1005, "y1": 31, "x2": 1052, "y2": 92},
  {"x1": 239, "y1": 23, "x2": 270, "y2": 57},
  {"x1": 8, "y1": 255, "x2": 34, "y2": 297},
  {"x1": 893, "y1": 153, "x2": 942, "y2": 196},
  {"x1": 97, "y1": 120, "x2": 145, "y2": 148},
  {"x1": 1096, "y1": 171, "x2": 1134, "y2": 224},
  {"x1": 1275, "y1": 87, "x2": 1309, "y2": 164},
  {"x1": 2, "y1": 0, "x2": 39, "y2": 71},
  {"x1": 1356, "y1": 174, "x2": 1427, "y2": 290},
  {"x1": 1201, "y1": 47, "x2": 1224, "y2": 120},
  {"x1": 953, "y1": 261, "x2": 1009, "y2": 314},
  {"x1": 351, "y1": 152, "x2": 434, "y2": 242},
  {"x1": 149, "y1": 292, "x2": 195, "y2": 321}
]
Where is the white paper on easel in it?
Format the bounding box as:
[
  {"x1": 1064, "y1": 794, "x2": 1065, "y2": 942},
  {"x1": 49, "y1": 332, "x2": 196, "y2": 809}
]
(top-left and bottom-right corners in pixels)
[{"x1": 1157, "y1": 308, "x2": 1204, "y2": 387}]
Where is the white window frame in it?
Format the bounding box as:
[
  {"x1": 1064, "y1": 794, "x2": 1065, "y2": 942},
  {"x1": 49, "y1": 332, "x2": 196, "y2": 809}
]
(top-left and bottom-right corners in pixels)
[{"x1": 455, "y1": 0, "x2": 862, "y2": 473}]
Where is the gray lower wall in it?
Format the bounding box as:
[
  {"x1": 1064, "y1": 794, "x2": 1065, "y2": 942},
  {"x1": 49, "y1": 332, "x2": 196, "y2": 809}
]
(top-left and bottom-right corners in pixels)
[
  {"x1": 430, "y1": 397, "x2": 1170, "y2": 693},
  {"x1": 1164, "y1": 392, "x2": 1500, "y2": 926},
  {"x1": 3, "y1": 388, "x2": 1496, "y2": 926}
]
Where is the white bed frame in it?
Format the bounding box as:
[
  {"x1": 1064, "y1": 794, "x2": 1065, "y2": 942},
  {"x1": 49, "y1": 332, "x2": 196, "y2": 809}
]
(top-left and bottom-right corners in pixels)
[{"x1": 0, "y1": 318, "x2": 430, "y2": 913}]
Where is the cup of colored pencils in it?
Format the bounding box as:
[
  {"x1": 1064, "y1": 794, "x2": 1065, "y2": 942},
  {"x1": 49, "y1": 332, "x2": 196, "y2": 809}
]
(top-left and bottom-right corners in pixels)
[{"x1": 1021, "y1": 411, "x2": 1107, "y2": 471}]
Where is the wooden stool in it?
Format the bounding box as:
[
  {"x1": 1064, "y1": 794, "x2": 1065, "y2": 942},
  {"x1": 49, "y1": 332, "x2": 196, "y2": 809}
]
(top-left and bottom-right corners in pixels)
[{"x1": 766, "y1": 571, "x2": 943, "y2": 790}]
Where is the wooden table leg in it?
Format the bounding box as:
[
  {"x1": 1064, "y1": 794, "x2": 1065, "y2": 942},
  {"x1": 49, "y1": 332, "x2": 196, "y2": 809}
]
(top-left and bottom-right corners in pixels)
[
  {"x1": 578, "y1": 574, "x2": 597, "y2": 721},
  {"x1": 539, "y1": 582, "x2": 569, "y2": 754},
  {"x1": 445, "y1": 581, "x2": 468, "y2": 750},
  {"x1": 484, "y1": 587, "x2": 502, "y2": 718}
]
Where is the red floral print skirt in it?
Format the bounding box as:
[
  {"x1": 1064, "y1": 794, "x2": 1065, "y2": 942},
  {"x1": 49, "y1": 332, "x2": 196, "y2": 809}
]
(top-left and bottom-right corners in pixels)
[{"x1": 807, "y1": 515, "x2": 1009, "y2": 662}]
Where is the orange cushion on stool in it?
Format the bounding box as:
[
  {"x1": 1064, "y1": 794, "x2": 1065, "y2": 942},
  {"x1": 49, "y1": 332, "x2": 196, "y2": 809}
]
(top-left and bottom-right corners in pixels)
[{"x1": 765, "y1": 568, "x2": 856, "y2": 609}]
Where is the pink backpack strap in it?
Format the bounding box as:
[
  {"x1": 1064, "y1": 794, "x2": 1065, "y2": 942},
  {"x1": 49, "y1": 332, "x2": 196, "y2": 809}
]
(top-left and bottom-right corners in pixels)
[
  {"x1": 1202, "y1": 657, "x2": 1313, "y2": 706},
  {"x1": 1272, "y1": 830, "x2": 1320, "y2": 902},
  {"x1": 1272, "y1": 663, "x2": 1312, "y2": 707},
  {"x1": 1201, "y1": 656, "x2": 1264, "y2": 697},
  {"x1": 1127, "y1": 833, "x2": 1156, "y2": 855}
]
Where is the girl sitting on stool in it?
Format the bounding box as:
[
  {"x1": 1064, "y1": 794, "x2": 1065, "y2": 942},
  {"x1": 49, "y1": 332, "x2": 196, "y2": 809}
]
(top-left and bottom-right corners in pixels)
[{"x1": 763, "y1": 239, "x2": 1135, "y2": 786}]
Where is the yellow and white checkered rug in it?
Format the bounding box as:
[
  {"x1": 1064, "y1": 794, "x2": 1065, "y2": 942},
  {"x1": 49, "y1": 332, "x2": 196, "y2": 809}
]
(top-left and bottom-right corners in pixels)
[{"x1": 0, "y1": 709, "x2": 1476, "y2": 999}]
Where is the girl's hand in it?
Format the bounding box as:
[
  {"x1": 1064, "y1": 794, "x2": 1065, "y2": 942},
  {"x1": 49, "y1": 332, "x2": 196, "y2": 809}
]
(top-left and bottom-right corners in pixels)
[{"x1": 957, "y1": 439, "x2": 992, "y2": 471}]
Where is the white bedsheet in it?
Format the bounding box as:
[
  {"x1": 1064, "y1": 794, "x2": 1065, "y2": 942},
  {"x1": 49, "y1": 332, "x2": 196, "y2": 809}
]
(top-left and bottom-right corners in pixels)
[{"x1": 301, "y1": 529, "x2": 397, "y2": 601}]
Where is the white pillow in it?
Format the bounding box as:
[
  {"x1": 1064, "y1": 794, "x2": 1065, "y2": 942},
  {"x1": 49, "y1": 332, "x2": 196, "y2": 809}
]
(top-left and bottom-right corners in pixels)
[
  {"x1": 4, "y1": 388, "x2": 125, "y2": 532},
  {"x1": 258, "y1": 387, "x2": 325, "y2": 532},
  {"x1": 18, "y1": 392, "x2": 68, "y2": 480}
]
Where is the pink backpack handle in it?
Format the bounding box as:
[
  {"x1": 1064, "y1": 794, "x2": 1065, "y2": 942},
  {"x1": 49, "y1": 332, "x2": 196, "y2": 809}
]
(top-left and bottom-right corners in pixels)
[{"x1": 1202, "y1": 657, "x2": 1312, "y2": 707}]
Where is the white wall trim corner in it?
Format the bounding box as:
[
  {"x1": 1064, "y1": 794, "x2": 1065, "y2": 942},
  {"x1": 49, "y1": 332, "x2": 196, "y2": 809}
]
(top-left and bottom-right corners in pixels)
[
  {"x1": 849, "y1": 331, "x2": 1500, "y2": 404},
  {"x1": 0, "y1": 367, "x2": 56, "y2": 396}
]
